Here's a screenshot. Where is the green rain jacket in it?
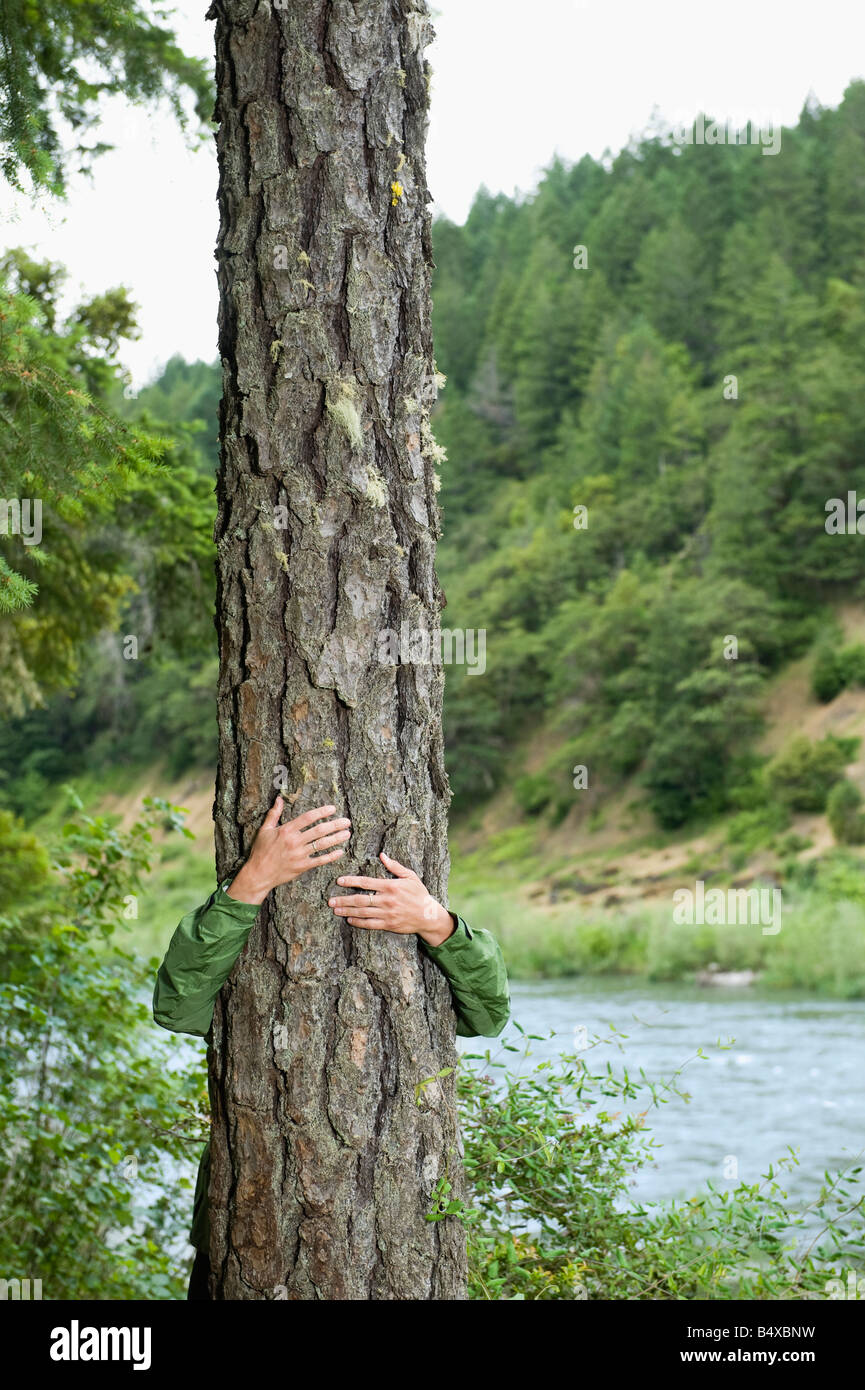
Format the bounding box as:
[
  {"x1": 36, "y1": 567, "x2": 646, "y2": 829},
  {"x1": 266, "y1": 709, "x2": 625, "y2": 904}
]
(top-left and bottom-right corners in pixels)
[{"x1": 152, "y1": 884, "x2": 510, "y2": 1251}]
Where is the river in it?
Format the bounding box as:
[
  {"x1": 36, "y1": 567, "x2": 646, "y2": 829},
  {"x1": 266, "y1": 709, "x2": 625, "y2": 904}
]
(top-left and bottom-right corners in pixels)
[{"x1": 457, "y1": 977, "x2": 865, "y2": 1208}]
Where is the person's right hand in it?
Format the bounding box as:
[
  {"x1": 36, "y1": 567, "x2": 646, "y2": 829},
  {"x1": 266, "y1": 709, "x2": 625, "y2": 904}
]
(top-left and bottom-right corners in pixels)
[{"x1": 225, "y1": 797, "x2": 351, "y2": 905}]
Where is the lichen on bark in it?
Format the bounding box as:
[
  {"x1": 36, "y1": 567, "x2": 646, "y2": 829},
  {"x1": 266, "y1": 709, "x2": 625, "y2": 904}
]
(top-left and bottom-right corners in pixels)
[{"x1": 207, "y1": 0, "x2": 464, "y2": 1300}]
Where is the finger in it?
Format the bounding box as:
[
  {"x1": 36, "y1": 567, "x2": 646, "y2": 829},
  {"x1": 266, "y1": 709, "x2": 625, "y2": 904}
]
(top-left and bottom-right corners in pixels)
[
  {"x1": 330, "y1": 905, "x2": 386, "y2": 918},
  {"x1": 262, "y1": 795, "x2": 284, "y2": 828},
  {"x1": 379, "y1": 853, "x2": 416, "y2": 878},
  {"x1": 347, "y1": 917, "x2": 388, "y2": 929},
  {"x1": 301, "y1": 847, "x2": 345, "y2": 868},
  {"x1": 328, "y1": 894, "x2": 381, "y2": 908},
  {"x1": 299, "y1": 817, "x2": 350, "y2": 843},
  {"x1": 289, "y1": 805, "x2": 337, "y2": 832},
  {"x1": 334, "y1": 875, "x2": 391, "y2": 891},
  {"x1": 308, "y1": 828, "x2": 351, "y2": 853}
]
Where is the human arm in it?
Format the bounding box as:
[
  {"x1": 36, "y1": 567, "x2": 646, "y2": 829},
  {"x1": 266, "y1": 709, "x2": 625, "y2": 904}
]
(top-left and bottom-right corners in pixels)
[
  {"x1": 418, "y1": 913, "x2": 511, "y2": 1038},
  {"x1": 328, "y1": 854, "x2": 510, "y2": 1038},
  {"x1": 152, "y1": 887, "x2": 261, "y2": 1036},
  {"x1": 153, "y1": 797, "x2": 351, "y2": 1036}
]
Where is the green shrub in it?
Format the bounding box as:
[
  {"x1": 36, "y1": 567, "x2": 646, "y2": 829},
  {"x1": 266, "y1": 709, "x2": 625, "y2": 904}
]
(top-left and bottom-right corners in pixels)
[
  {"x1": 603, "y1": 701, "x2": 654, "y2": 776},
  {"x1": 726, "y1": 756, "x2": 772, "y2": 811},
  {"x1": 0, "y1": 797, "x2": 202, "y2": 1299},
  {"x1": 726, "y1": 802, "x2": 790, "y2": 854},
  {"x1": 812, "y1": 643, "x2": 846, "y2": 702},
  {"x1": 840, "y1": 642, "x2": 865, "y2": 687},
  {"x1": 807, "y1": 850, "x2": 865, "y2": 904},
  {"x1": 827, "y1": 779, "x2": 865, "y2": 845},
  {"x1": 776, "y1": 832, "x2": 812, "y2": 855},
  {"x1": 513, "y1": 772, "x2": 555, "y2": 816},
  {"x1": 766, "y1": 735, "x2": 848, "y2": 811},
  {"x1": 643, "y1": 715, "x2": 727, "y2": 828},
  {"x1": 811, "y1": 642, "x2": 865, "y2": 701},
  {"x1": 460, "y1": 1031, "x2": 865, "y2": 1299}
]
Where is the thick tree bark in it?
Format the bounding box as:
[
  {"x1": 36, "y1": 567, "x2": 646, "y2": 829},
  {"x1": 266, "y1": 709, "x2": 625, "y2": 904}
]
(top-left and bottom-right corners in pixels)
[{"x1": 206, "y1": 0, "x2": 464, "y2": 1299}]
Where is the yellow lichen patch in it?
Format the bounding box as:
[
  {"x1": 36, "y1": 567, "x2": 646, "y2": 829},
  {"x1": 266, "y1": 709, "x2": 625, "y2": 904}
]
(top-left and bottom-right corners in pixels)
[
  {"x1": 365, "y1": 462, "x2": 388, "y2": 508},
  {"x1": 421, "y1": 421, "x2": 447, "y2": 466},
  {"x1": 390, "y1": 180, "x2": 404, "y2": 207},
  {"x1": 325, "y1": 380, "x2": 364, "y2": 451}
]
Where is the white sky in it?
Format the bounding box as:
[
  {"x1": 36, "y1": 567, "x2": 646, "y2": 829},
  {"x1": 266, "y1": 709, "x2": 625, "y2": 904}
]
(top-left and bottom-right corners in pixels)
[{"x1": 2, "y1": 0, "x2": 864, "y2": 387}]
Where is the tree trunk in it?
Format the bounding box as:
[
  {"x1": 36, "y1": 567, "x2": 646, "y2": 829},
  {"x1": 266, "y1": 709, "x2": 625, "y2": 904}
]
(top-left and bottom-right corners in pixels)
[{"x1": 207, "y1": 0, "x2": 464, "y2": 1300}]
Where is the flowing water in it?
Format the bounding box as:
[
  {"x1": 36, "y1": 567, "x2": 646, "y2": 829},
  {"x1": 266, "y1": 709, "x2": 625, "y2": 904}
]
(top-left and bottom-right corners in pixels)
[{"x1": 457, "y1": 977, "x2": 865, "y2": 1207}]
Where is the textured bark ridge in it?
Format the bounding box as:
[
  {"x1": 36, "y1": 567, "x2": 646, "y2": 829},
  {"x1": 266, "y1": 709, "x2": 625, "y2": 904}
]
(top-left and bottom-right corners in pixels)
[{"x1": 207, "y1": 0, "x2": 465, "y2": 1299}]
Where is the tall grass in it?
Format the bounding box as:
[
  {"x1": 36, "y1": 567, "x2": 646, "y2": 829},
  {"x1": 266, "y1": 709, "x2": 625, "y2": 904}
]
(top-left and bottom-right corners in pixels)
[{"x1": 452, "y1": 886, "x2": 865, "y2": 997}]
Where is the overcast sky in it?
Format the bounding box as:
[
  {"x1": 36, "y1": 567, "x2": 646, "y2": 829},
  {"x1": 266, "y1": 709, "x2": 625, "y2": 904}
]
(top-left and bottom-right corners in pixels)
[{"x1": 2, "y1": 0, "x2": 864, "y2": 386}]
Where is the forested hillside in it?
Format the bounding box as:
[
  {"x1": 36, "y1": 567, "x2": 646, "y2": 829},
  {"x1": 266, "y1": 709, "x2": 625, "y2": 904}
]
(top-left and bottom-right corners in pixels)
[
  {"x1": 5, "y1": 87, "x2": 865, "y2": 851},
  {"x1": 432, "y1": 82, "x2": 865, "y2": 833}
]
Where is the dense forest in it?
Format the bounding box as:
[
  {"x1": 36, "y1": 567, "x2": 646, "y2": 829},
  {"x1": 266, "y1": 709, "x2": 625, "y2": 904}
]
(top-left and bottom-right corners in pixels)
[{"x1": 5, "y1": 85, "x2": 865, "y2": 844}]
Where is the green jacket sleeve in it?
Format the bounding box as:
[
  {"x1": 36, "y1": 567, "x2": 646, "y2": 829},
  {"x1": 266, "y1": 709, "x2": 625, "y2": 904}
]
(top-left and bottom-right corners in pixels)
[
  {"x1": 153, "y1": 893, "x2": 509, "y2": 1043},
  {"x1": 420, "y1": 914, "x2": 510, "y2": 1038},
  {"x1": 152, "y1": 886, "x2": 261, "y2": 1038}
]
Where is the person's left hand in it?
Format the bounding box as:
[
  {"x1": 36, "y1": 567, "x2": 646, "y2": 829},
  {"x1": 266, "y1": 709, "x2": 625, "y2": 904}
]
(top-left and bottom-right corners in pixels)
[{"x1": 328, "y1": 853, "x2": 456, "y2": 947}]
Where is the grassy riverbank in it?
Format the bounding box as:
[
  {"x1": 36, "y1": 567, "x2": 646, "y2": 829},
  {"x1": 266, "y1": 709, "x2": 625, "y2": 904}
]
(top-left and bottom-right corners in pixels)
[
  {"x1": 449, "y1": 825, "x2": 865, "y2": 996},
  {"x1": 449, "y1": 881, "x2": 865, "y2": 996}
]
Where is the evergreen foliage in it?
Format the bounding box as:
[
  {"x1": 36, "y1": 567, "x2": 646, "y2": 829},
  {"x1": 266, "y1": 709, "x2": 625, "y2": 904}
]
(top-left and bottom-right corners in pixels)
[
  {"x1": 0, "y1": 256, "x2": 213, "y2": 717},
  {"x1": 0, "y1": 0, "x2": 210, "y2": 193},
  {"x1": 430, "y1": 87, "x2": 865, "y2": 821}
]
